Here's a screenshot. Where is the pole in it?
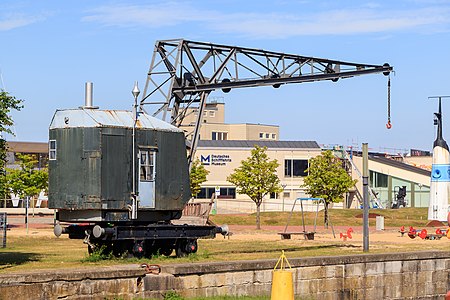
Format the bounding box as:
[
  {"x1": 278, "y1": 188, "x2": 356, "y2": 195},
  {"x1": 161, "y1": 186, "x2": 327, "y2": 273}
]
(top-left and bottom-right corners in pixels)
[
  {"x1": 25, "y1": 196, "x2": 29, "y2": 235},
  {"x1": 362, "y1": 143, "x2": 369, "y2": 252},
  {"x1": 1, "y1": 213, "x2": 6, "y2": 248},
  {"x1": 131, "y1": 82, "x2": 140, "y2": 220}
]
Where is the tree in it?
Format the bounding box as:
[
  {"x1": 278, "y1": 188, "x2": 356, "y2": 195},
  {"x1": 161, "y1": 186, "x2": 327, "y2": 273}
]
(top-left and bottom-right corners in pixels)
[
  {"x1": 5, "y1": 153, "x2": 48, "y2": 200},
  {"x1": 0, "y1": 90, "x2": 24, "y2": 197},
  {"x1": 190, "y1": 158, "x2": 210, "y2": 198},
  {"x1": 302, "y1": 150, "x2": 356, "y2": 227},
  {"x1": 227, "y1": 146, "x2": 282, "y2": 230}
]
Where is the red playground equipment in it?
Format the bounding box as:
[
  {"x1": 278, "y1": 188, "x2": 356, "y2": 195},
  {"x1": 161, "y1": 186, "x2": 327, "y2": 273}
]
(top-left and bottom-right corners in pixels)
[
  {"x1": 340, "y1": 228, "x2": 353, "y2": 241},
  {"x1": 407, "y1": 226, "x2": 450, "y2": 240}
]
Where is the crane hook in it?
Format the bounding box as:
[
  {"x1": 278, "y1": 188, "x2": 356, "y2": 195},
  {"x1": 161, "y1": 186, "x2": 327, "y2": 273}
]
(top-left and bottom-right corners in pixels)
[
  {"x1": 386, "y1": 75, "x2": 392, "y2": 129},
  {"x1": 386, "y1": 120, "x2": 392, "y2": 129}
]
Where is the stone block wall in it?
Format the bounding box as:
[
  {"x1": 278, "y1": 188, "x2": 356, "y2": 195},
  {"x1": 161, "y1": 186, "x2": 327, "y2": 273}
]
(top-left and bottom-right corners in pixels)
[
  {"x1": 0, "y1": 251, "x2": 449, "y2": 299},
  {"x1": 0, "y1": 266, "x2": 147, "y2": 300},
  {"x1": 154, "y1": 251, "x2": 450, "y2": 299}
]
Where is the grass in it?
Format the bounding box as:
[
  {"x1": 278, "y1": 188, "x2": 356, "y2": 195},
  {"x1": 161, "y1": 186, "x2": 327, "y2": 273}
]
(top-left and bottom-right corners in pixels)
[
  {"x1": 0, "y1": 207, "x2": 447, "y2": 274},
  {"x1": 210, "y1": 207, "x2": 430, "y2": 228}
]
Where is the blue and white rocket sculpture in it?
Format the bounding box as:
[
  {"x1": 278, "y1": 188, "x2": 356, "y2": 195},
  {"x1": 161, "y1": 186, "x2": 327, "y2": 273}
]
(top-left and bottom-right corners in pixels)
[{"x1": 429, "y1": 98, "x2": 450, "y2": 222}]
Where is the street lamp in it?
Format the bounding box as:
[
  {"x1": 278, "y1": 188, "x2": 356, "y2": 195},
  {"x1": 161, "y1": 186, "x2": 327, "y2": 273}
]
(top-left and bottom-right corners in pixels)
[{"x1": 131, "y1": 81, "x2": 140, "y2": 220}]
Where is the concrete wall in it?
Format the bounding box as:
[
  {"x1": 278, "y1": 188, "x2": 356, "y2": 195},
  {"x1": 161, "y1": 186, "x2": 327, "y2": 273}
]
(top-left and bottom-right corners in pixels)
[{"x1": 1, "y1": 251, "x2": 449, "y2": 299}]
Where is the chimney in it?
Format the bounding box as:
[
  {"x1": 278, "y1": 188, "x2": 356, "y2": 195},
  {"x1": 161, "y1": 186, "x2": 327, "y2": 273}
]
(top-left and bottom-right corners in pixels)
[{"x1": 82, "y1": 82, "x2": 98, "y2": 109}]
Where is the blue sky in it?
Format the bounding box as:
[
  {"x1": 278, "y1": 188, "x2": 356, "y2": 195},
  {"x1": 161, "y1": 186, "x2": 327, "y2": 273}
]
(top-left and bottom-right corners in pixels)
[{"x1": 1, "y1": 0, "x2": 450, "y2": 152}]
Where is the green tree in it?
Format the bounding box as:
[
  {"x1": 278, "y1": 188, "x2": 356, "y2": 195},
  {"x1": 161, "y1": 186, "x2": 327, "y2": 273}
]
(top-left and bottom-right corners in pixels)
[
  {"x1": 227, "y1": 146, "x2": 282, "y2": 230},
  {"x1": 6, "y1": 153, "x2": 48, "y2": 199},
  {"x1": 0, "y1": 90, "x2": 24, "y2": 197},
  {"x1": 302, "y1": 150, "x2": 356, "y2": 227},
  {"x1": 190, "y1": 158, "x2": 210, "y2": 198}
]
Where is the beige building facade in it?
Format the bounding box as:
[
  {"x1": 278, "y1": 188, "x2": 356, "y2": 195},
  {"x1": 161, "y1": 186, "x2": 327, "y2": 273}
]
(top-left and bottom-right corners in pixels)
[
  {"x1": 180, "y1": 100, "x2": 279, "y2": 142},
  {"x1": 194, "y1": 140, "x2": 322, "y2": 213}
]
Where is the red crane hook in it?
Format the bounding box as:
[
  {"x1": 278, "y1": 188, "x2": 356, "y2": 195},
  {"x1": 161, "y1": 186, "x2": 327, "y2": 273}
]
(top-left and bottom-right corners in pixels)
[{"x1": 386, "y1": 120, "x2": 392, "y2": 129}]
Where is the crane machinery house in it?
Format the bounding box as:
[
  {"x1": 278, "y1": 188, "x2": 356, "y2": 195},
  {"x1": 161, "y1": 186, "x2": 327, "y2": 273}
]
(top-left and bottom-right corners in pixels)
[{"x1": 48, "y1": 104, "x2": 191, "y2": 223}]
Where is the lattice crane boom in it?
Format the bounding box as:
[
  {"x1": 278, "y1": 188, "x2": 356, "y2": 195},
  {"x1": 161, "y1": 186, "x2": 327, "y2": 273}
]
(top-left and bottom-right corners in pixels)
[{"x1": 140, "y1": 39, "x2": 393, "y2": 166}]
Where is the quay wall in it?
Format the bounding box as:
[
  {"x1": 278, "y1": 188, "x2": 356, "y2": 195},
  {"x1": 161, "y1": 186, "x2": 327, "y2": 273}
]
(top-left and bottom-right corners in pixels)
[{"x1": 0, "y1": 251, "x2": 449, "y2": 299}]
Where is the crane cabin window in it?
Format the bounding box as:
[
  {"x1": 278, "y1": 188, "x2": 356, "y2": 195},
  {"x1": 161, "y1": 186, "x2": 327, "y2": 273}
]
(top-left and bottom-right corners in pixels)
[
  {"x1": 140, "y1": 150, "x2": 155, "y2": 181},
  {"x1": 49, "y1": 140, "x2": 57, "y2": 160}
]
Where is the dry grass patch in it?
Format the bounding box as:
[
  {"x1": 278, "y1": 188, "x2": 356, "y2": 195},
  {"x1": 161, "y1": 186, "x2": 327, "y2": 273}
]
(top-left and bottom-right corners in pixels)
[{"x1": 210, "y1": 207, "x2": 430, "y2": 228}]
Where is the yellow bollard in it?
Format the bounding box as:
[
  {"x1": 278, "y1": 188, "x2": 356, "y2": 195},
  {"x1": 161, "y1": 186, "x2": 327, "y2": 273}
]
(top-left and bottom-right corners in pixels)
[{"x1": 271, "y1": 251, "x2": 294, "y2": 300}]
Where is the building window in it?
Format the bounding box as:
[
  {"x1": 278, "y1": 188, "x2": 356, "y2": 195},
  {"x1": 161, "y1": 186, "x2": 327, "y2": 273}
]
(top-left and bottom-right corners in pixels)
[
  {"x1": 212, "y1": 131, "x2": 227, "y2": 140},
  {"x1": 272, "y1": 134, "x2": 276, "y2": 139},
  {"x1": 219, "y1": 187, "x2": 236, "y2": 199},
  {"x1": 139, "y1": 150, "x2": 155, "y2": 181},
  {"x1": 197, "y1": 188, "x2": 213, "y2": 199},
  {"x1": 370, "y1": 171, "x2": 388, "y2": 188},
  {"x1": 285, "y1": 159, "x2": 308, "y2": 177},
  {"x1": 49, "y1": 140, "x2": 57, "y2": 160},
  {"x1": 270, "y1": 192, "x2": 279, "y2": 199},
  {"x1": 259, "y1": 133, "x2": 264, "y2": 139},
  {"x1": 265, "y1": 133, "x2": 269, "y2": 139},
  {"x1": 283, "y1": 192, "x2": 290, "y2": 199},
  {"x1": 209, "y1": 111, "x2": 215, "y2": 117},
  {"x1": 197, "y1": 187, "x2": 236, "y2": 199}
]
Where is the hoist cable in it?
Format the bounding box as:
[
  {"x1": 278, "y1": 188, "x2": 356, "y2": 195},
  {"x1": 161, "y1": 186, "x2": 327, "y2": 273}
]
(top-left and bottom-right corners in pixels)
[{"x1": 386, "y1": 76, "x2": 392, "y2": 129}]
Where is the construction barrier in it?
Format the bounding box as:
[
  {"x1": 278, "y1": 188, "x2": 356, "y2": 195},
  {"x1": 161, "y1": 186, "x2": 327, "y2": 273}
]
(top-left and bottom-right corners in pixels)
[{"x1": 271, "y1": 251, "x2": 294, "y2": 300}]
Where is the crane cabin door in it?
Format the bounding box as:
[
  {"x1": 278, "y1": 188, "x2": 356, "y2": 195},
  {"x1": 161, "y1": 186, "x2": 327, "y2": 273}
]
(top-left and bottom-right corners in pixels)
[{"x1": 139, "y1": 148, "x2": 156, "y2": 208}]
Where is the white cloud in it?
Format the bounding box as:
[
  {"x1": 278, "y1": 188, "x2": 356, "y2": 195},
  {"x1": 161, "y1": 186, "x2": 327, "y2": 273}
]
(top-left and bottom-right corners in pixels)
[
  {"x1": 82, "y1": 2, "x2": 450, "y2": 38},
  {"x1": 82, "y1": 2, "x2": 219, "y2": 28},
  {"x1": 0, "y1": 13, "x2": 47, "y2": 31},
  {"x1": 0, "y1": 13, "x2": 50, "y2": 31}
]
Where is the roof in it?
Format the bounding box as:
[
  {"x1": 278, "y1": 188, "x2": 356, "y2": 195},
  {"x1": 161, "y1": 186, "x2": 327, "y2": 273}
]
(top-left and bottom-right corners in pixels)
[
  {"x1": 49, "y1": 109, "x2": 181, "y2": 132},
  {"x1": 369, "y1": 155, "x2": 431, "y2": 177},
  {"x1": 7, "y1": 141, "x2": 48, "y2": 154},
  {"x1": 198, "y1": 140, "x2": 320, "y2": 149}
]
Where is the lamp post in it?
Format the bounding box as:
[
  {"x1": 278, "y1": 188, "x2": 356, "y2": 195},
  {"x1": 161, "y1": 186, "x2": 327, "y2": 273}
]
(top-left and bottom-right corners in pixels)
[{"x1": 131, "y1": 81, "x2": 140, "y2": 220}]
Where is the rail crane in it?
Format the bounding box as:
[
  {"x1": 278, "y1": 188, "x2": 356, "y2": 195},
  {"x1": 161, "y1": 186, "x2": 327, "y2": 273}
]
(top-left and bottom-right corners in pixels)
[{"x1": 50, "y1": 39, "x2": 392, "y2": 258}]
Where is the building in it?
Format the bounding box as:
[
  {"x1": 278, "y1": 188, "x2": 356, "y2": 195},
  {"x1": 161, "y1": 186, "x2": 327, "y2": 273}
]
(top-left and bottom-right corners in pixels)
[
  {"x1": 180, "y1": 99, "x2": 279, "y2": 141},
  {"x1": 194, "y1": 140, "x2": 322, "y2": 213},
  {"x1": 349, "y1": 153, "x2": 431, "y2": 209},
  {"x1": 6, "y1": 141, "x2": 48, "y2": 169}
]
